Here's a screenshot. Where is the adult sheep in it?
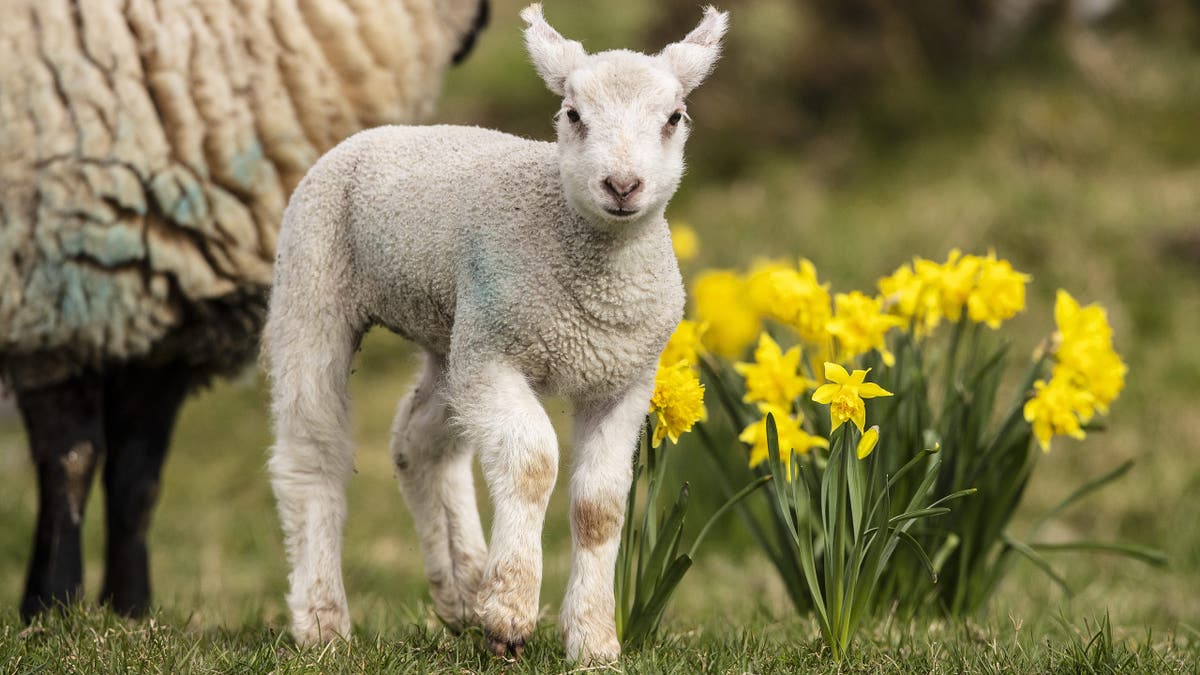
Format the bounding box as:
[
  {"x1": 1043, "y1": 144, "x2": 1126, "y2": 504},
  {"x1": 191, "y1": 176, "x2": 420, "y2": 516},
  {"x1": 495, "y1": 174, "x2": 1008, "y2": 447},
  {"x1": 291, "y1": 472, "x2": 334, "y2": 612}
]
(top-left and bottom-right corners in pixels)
[
  {"x1": 0, "y1": 0, "x2": 488, "y2": 621},
  {"x1": 266, "y1": 3, "x2": 728, "y2": 662}
]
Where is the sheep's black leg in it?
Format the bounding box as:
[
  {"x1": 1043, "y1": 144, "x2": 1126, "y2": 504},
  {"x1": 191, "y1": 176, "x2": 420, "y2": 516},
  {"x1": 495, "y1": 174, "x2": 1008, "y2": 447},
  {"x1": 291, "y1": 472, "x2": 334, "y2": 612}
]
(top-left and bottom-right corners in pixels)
[
  {"x1": 16, "y1": 374, "x2": 105, "y2": 622},
  {"x1": 99, "y1": 362, "x2": 191, "y2": 616}
]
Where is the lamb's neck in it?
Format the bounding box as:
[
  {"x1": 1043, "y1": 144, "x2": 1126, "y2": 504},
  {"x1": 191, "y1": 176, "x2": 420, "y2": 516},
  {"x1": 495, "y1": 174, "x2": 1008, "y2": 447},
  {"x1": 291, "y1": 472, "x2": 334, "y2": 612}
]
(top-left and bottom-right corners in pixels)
[
  {"x1": 552, "y1": 209, "x2": 678, "y2": 327},
  {"x1": 558, "y1": 208, "x2": 669, "y2": 275}
]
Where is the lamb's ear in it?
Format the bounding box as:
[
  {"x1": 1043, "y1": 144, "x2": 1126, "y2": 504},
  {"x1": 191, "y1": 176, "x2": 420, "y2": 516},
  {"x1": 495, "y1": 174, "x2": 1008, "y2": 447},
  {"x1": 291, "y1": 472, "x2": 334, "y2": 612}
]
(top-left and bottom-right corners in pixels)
[
  {"x1": 521, "y1": 4, "x2": 587, "y2": 96},
  {"x1": 658, "y1": 6, "x2": 729, "y2": 96}
]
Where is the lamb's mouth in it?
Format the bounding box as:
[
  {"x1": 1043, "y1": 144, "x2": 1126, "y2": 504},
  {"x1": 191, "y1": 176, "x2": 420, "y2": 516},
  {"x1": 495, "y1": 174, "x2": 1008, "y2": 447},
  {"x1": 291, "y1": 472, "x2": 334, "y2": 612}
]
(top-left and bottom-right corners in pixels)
[{"x1": 604, "y1": 206, "x2": 640, "y2": 217}]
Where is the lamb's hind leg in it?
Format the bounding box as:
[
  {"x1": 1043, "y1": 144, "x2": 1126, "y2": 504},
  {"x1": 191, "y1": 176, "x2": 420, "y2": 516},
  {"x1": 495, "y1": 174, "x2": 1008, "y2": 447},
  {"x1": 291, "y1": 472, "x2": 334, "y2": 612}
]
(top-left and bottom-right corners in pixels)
[
  {"x1": 267, "y1": 312, "x2": 360, "y2": 646},
  {"x1": 390, "y1": 354, "x2": 487, "y2": 631}
]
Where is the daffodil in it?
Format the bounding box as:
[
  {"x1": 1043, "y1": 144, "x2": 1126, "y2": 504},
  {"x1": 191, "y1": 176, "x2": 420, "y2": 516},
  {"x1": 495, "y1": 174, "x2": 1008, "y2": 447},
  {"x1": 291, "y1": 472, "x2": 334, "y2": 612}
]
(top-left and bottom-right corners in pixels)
[
  {"x1": 811, "y1": 362, "x2": 893, "y2": 432},
  {"x1": 1022, "y1": 373, "x2": 1095, "y2": 452},
  {"x1": 1051, "y1": 290, "x2": 1127, "y2": 415},
  {"x1": 648, "y1": 360, "x2": 707, "y2": 447},
  {"x1": 660, "y1": 319, "x2": 707, "y2": 370},
  {"x1": 827, "y1": 291, "x2": 905, "y2": 366},
  {"x1": 740, "y1": 404, "x2": 829, "y2": 480},
  {"x1": 878, "y1": 258, "x2": 943, "y2": 336},
  {"x1": 692, "y1": 270, "x2": 760, "y2": 358},
  {"x1": 937, "y1": 249, "x2": 983, "y2": 323},
  {"x1": 747, "y1": 259, "x2": 832, "y2": 348},
  {"x1": 669, "y1": 222, "x2": 700, "y2": 261},
  {"x1": 734, "y1": 333, "x2": 812, "y2": 408},
  {"x1": 966, "y1": 252, "x2": 1031, "y2": 329},
  {"x1": 857, "y1": 425, "x2": 880, "y2": 459}
]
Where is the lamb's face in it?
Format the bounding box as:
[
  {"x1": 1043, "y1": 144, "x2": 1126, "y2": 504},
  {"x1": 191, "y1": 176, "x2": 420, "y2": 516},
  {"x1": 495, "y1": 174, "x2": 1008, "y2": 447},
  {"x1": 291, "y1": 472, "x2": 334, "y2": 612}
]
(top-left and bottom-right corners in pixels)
[
  {"x1": 521, "y1": 4, "x2": 729, "y2": 227},
  {"x1": 554, "y1": 55, "x2": 689, "y2": 223}
]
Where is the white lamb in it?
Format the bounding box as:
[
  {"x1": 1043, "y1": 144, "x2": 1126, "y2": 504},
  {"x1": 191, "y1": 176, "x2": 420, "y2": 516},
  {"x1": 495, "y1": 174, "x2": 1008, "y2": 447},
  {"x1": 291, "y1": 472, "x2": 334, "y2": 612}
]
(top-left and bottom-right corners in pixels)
[{"x1": 264, "y1": 3, "x2": 728, "y2": 663}]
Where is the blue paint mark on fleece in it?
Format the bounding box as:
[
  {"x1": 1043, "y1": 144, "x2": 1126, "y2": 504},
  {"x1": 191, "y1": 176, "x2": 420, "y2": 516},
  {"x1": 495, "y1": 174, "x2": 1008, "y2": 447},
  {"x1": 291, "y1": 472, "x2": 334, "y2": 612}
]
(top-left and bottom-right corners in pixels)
[
  {"x1": 230, "y1": 141, "x2": 263, "y2": 189},
  {"x1": 171, "y1": 181, "x2": 208, "y2": 226},
  {"x1": 59, "y1": 264, "x2": 90, "y2": 327},
  {"x1": 99, "y1": 226, "x2": 145, "y2": 266},
  {"x1": 464, "y1": 234, "x2": 500, "y2": 314}
]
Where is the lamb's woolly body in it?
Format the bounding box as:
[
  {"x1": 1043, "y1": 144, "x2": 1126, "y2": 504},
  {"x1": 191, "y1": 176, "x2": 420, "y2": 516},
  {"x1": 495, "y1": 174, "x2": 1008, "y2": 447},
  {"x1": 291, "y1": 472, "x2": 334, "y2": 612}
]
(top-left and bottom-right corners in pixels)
[
  {"x1": 267, "y1": 5, "x2": 727, "y2": 663},
  {"x1": 0, "y1": 0, "x2": 485, "y2": 388},
  {"x1": 266, "y1": 125, "x2": 683, "y2": 658},
  {"x1": 274, "y1": 125, "x2": 683, "y2": 400}
]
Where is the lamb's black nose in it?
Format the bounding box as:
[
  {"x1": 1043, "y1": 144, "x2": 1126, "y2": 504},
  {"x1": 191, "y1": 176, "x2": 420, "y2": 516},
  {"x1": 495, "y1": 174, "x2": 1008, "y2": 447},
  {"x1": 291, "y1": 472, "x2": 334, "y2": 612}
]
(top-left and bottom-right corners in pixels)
[{"x1": 603, "y1": 177, "x2": 643, "y2": 200}]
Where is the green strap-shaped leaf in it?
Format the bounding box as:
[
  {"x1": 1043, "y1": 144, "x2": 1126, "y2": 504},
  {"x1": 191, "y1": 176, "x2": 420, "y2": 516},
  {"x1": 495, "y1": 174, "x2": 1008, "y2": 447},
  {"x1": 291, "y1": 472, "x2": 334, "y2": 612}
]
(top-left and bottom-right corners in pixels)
[
  {"x1": 622, "y1": 555, "x2": 694, "y2": 649},
  {"x1": 894, "y1": 529, "x2": 938, "y2": 582},
  {"x1": 1029, "y1": 541, "x2": 1168, "y2": 567},
  {"x1": 689, "y1": 475, "x2": 771, "y2": 559},
  {"x1": 1002, "y1": 533, "x2": 1072, "y2": 596},
  {"x1": 1029, "y1": 460, "x2": 1135, "y2": 537}
]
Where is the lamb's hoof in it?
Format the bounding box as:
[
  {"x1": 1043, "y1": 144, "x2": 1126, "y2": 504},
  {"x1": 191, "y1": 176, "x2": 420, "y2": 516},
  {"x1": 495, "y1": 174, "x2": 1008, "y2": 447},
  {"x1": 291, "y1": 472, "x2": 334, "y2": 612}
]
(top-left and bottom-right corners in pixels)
[
  {"x1": 485, "y1": 633, "x2": 525, "y2": 659},
  {"x1": 576, "y1": 642, "x2": 620, "y2": 665},
  {"x1": 291, "y1": 603, "x2": 351, "y2": 647}
]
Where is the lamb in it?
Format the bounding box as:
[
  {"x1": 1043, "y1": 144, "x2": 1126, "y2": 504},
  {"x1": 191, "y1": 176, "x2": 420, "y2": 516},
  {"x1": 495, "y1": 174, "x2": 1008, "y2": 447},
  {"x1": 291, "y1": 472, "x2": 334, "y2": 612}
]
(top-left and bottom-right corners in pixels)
[
  {"x1": 0, "y1": 0, "x2": 488, "y2": 621},
  {"x1": 265, "y1": 3, "x2": 728, "y2": 662}
]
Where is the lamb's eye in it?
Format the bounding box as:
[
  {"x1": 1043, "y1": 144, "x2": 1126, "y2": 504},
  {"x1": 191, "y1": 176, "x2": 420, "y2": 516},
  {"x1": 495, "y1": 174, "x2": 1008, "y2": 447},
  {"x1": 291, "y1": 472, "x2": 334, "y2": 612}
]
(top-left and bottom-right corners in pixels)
[
  {"x1": 667, "y1": 111, "x2": 683, "y2": 126},
  {"x1": 566, "y1": 109, "x2": 581, "y2": 124}
]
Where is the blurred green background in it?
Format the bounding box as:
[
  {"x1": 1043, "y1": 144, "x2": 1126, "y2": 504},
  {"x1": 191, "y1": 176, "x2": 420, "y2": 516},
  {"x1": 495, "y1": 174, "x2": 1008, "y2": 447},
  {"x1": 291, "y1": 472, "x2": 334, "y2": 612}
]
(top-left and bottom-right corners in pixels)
[{"x1": 2, "y1": 0, "x2": 1199, "y2": 643}]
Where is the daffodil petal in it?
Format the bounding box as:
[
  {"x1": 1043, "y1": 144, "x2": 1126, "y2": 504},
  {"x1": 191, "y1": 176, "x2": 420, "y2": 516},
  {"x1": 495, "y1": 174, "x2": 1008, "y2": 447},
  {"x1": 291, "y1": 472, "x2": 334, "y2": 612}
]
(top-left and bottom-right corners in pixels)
[
  {"x1": 857, "y1": 382, "x2": 893, "y2": 398},
  {"x1": 851, "y1": 407, "x2": 866, "y2": 432},
  {"x1": 748, "y1": 444, "x2": 767, "y2": 467},
  {"x1": 812, "y1": 383, "x2": 839, "y2": 404},
  {"x1": 738, "y1": 423, "x2": 758, "y2": 444},
  {"x1": 824, "y1": 362, "x2": 850, "y2": 383}
]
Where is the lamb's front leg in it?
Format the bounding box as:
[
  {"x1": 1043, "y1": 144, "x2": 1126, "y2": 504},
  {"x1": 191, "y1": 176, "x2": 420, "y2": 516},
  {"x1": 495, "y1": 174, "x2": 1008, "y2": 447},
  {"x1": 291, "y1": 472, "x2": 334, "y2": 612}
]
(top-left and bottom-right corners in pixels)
[
  {"x1": 561, "y1": 378, "x2": 654, "y2": 664},
  {"x1": 450, "y1": 362, "x2": 558, "y2": 658}
]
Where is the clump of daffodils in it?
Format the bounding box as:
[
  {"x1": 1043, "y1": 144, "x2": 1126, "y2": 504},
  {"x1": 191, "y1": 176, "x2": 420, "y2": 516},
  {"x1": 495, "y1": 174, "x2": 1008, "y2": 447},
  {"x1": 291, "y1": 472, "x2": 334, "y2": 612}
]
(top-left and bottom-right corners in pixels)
[
  {"x1": 677, "y1": 241, "x2": 1135, "y2": 618},
  {"x1": 630, "y1": 235, "x2": 1142, "y2": 658}
]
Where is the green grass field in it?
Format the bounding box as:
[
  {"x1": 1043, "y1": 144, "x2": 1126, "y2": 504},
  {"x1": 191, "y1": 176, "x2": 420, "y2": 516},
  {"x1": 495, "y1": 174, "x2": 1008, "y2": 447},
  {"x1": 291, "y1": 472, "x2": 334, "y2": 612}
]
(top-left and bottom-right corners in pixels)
[{"x1": 3, "y1": 2, "x2": 1200, "y2": 671}]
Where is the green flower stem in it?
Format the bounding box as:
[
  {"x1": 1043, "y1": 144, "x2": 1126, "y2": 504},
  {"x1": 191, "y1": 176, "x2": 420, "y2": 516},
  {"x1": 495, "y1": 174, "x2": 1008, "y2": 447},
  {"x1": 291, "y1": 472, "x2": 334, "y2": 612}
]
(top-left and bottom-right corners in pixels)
[{"x1": 699, "y1": 354, "x2": 749, "y2": 431}]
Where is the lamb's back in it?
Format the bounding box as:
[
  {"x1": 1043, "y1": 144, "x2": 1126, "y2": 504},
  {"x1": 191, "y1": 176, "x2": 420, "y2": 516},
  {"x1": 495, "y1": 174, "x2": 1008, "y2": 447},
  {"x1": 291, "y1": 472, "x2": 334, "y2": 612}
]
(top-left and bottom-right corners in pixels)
[{"x1": 334, "y1": 125, "x2": 562, "y2": 352}]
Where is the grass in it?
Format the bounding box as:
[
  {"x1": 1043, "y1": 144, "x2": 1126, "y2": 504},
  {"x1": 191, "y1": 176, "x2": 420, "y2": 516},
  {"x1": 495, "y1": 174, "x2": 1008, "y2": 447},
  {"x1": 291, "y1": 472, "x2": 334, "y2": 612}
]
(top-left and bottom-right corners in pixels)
[
  {"x1": 3, "y1": 1, "x2": 1200, "y2": 671},
  {"x1": 3, "y1": 604, "x2": 1197, "y2": 673}
]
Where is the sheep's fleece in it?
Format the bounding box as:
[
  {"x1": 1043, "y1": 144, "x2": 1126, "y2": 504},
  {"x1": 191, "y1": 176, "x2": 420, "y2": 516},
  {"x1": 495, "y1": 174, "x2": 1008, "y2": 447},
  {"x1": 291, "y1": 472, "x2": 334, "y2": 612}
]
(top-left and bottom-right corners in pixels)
[{"x1": 0, "y1": 0, "x2": 484, "y2": 388}]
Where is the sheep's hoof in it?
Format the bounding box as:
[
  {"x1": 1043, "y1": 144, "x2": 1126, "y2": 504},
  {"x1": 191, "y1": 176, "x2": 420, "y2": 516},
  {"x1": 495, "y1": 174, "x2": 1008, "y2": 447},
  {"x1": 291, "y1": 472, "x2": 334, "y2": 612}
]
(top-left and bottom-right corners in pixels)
[{"x1": 485, "y1": 633, "x2": 525, "y2": 660}]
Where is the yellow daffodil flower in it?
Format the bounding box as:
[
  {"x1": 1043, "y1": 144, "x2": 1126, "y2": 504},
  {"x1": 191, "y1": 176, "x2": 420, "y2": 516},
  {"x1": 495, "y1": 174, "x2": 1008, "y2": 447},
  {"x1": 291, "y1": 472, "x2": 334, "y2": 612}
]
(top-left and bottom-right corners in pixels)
[
  {"x1": 811, "y1": 362, "x2": 893, "y2": 432},
  {"x1": 746, "y1": 258, "x2": 832, "y2": 348},
  {"x1": 660, "y1": 319, "x2": 707, "y2": 370},
  {"x1": 1052, "y1": 290, "x2": 1127, "y2": 415},
  {"x1": 734, "y1": 333, "x2": 812, "y2": 408},
  {"x1": 669, "y1": 222, "x2": 700, "y2": 261},
  {"x1": 937, "y1": 249, "x2": 983, "y2": 323},
  {"x1": 1022, "y1": 373, "x2": 1095, "y2": 452},
  {"x1": 692, "y1": 270, "x2": 760, "y2": 358},
  {"x1": 740, "y1": 404, "x2": 829, "y2": 481},
  {"x1": 967, "y1": 252, "x2": 1031, "y2": 329},
  {"x1": 857, "y1": 425, "x2": 880, "y2": 459},
  {"x1": 827, "y1": 291, "x2": 905, "y2": 366},
  {"x1": 649, "y1": 360, "x2": 707, "y2": 447},
  {"x1": 878, "y1": 259, "x2": 943, "y2": 336}
]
